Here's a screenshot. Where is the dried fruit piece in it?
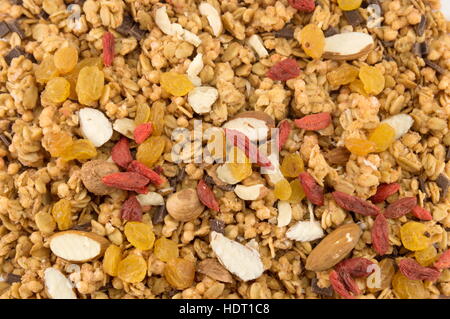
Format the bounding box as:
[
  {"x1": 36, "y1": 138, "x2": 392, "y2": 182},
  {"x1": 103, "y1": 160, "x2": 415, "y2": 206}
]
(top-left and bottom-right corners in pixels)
[
  {"x1": 54, "y1": 46, "x2": 78, "y2": 74},
  {"x1": 329, "y1": 270, "x2": 353, "y2": 299},
  {"x1": 381, "y1": 114, "x2": 414, "y2": 140},
  {"x1": 336, "y1": 257, "x2": 375, "y2": 278},
  {"x1": 274, "y1": 179, "x2": 292, "y2": 201},
  {"x1": 227, "y1": 147, "x2": 253, "y2": 182},
  {"x1": 398, "y1": 258, "x2": 440, "y2": 281},
  {"x1": 299, "y1": 172, "x2": 324, "y2": 206},
  {"x1": 197, "y1": 179, "x2": 220, "y2": 212},
  {"x1": 325, "y1": 147, "x2": 351, "y2": 165},
  {"x1": 277, "y1": 120, "x2": 291, "y2": 151},
  {"x1": 225, "y1": 129, "x2": 271, "y2": 168},
  {"x1": 43, "y1": 77, "x2": 70, "y2": 103},
  {"x1": 148, "y1": 102, "x2": 165, "y2": 136},
  {"x1": 327, "y1": 63, "x2": 359, "y2": 86},
  {"x1": 415, "y1": 245, "x2": 437, "y2": 267},
  {"x1": 134, "y1": 104, "x2": 151, "y2": 126},
  {"x1": 288, "y1": 179, "x2": 306, "y2": 203},
  {"x1": 299, "y1": 24, "x2": 325, "y2": 59},
  {"x1": 368, "y1": 123, "x2": 396, "y2": 152},
  {"x1": 102, "y1": 32, "x2": 114, "y2": 67},
  {"x1": 117, "y1": 254, "x2": 147, "y2": 283},
  {"x1": 103, "y1": 244, "x2": 122, "y2": 276},
  {"x1": 52, "y1": 199, "x2": 72, "y2": 231},
  {"x1": 35, "y1": 55, "x2": 59, "y2": 84},
  {"x1": 392, "y1": 271, "x2": 429, "y2": 299},
  {"x1": 345, "y1": 138, "x2": 377, "y2": 156},
  {"x1": 266, "y1": 58, "x2": 301, "y2": 81},
  {"x1": 60, "y1": 139, "x2": 97, "y2": 161},
  {"x1": 124, "y1": 221, "x2": 155, "y2": 250},
  {"x1": 46, "y1": 131, "x2": 73, "y2": 157},
  {"x1": 102, "y1": 172, "x2": 149, "y2": 193},
  {"x1": 372, "y1": 214, "x2": 390, "y2": 255},
  {"x1": 288, "y1": 0, "x2": 315, "y2": 12},
  {"x1": 65, "y1": 57, "x2": 103, "y2": 100},
  {"x1": 164, "y1": 258, "x2": 196, "y2": 289},
  {"x1": 160, "y1": 72, "x2": 194, "y2": 96},
  {"x1": 127, "y1": 160, "x2": 164, "y2": 186},
  {"x1": 359, "y1": 65, "x2": 385, "y2": 95},
  {"x1": 121, "y1": 196, "x2": 143, "y2": 222},
  {"x1": 134, "y1": 123, "x2": 153, "y2": 144},
  {"x1": 154, "y1": 237, "x2": 179, "y2": 262},
  {"x1": 337, "y1": 0, "x2": 362, "y2": 11},
  {"x1": 136, "y1": 135, "x2": 165, "y2": 168},
  {"x1": 411, "y1": 205, "x2": 433, "y2": 221},
  {"x1": 332, "y1": 191, "x2": 380, "y2": 216},
  {"x1": 349, "y1": 79, "x2": 368, "y2": 96},
  {"x1": 111, "y1": 137, "x2": 133, "y2": 169},
  {"x1": 294, "y1": 112, "x2": 331, "y2": 131},
  {"x1": 384, "y1": 197, "x2": 417, "y2": 219},
  {"x1": 434, "y1": 249, "x2": 450, "y2": 270},
  {"x1": 370, "y1": 183, "x2": 400, "y2": 204},
  {"x1": 76, "y1": 66, "x2": 104, "y2": 105},
  {"x1": 280, "y1": 153, "x2": 304, "y2": 178},
  {"x1": 400, "y1": 221, "x2": 431, "y2": 252}
]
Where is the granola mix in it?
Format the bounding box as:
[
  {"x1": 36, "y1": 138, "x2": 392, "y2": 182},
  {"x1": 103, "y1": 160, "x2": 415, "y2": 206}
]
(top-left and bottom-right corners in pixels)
[{"x1": 0, "y1": 0, "x2": 449, "y2": 299}]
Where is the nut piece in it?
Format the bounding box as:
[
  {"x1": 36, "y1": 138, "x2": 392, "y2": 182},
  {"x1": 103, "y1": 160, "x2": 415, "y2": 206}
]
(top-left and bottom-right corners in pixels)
[
  {"x1": 286, "y1": 220, "x2": 324, "y2": 241},
  {"x1": 188, "y1": 86, "x2": 219, "y2": 114},
  {"x1": 79, "y1": 108, "x2": 113, "y2": 147},
  {"x1": 210, "y1": 231, "x2": 264, "y2": 281},
  {"x1": 216, "y1": 164, "x2": 240, "y2": 185},
  {"x1": 49, "y1": 230, "x2": 110, "y2": 263},
  {"x1": 197, "y1": 258, "x2": 233, "y2": 283},
  {"x1": 247, "y1": 34, "x2": 269, "y2": 58},
  {"x1": 199, "y1": 2, "x2": 222, "y2": 37},
  {"x1": 136, "y1": 192, "x2": 164, "y2": 206},
  {"x1": 80, "y1": 160, "x2": 119, "y2": 195},
  {"x1": 323, "y1": 32, "x2": 375, "y2": 60},
  {"x1": 113, "y1": 118, "x2": 136, "y2": 139},
  {"x1": 277, "y1": 201, "x2": 292, "y2": 227},
  {"x1": 223, "y1": 111, "x2": 275, "y2": 142},
  {"x1": 166, "y1": 188, "x2": 204, "y2": 221},
  {"x1": 305, "y1": 223, "x2": 362, "y2": 271},
  {"x1": 381, "y1": 114, "x2": 414, "y2": 139},
  {"x1": 234, "y1": 184, "x2": 267, "y2": 200},
  {"x1": 187, "y1": 53, "x2": 204, "y2": 86},
  {"x1": 44, "y1": 268, "x2": 77, "y2": 299}
]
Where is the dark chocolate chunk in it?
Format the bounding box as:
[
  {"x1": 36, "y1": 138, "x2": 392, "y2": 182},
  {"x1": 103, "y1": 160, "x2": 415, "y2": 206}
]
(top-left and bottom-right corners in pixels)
[
  {"x1": 5, "y1": 47, "x2": 25, "y2": 65},
  {"x1": 129, "y1": 24, "x2": 147, "y2": 41},
  {"x1": 116, "y1": 14, "x2": 135, "y2": 36},
  {"x1": 0, "y1": 22, "x2": 10, "y2": 38},
  {"x1": 436, "y1": 173, "x2": 450, "y2": 199},
  {"x1": 311, "y1": 278, "x2": 334, "y2": 297},
  {"x1": 203, "y1": 174, "x2": 215, "y2": 188},
  {"x1": 416, "y1": 15, "x2": 427, "y2": 37},
  {"x1": 6, "y1": 21, "x2": 25, "y2": 39},
  {"x1": 324, "y1": 27, "x2": 339, "y2": 37},
  {"x1": 274, "y1": 26, "x2": 294, "y2": 39},
  {"x1": 419, "y1": 175, "x2": 427, "y2": 194},
  {"x1": 169, "y1": 168, "x2": 185, "y2": 188},
  {"x1": 424, "y1": 59, "x2": 446, "y2": 74},
  {"x1": 71, "y1": 222, "x2": 92, "y2": 232},
  {"x1": 9, "y1": 0, "x2": 23, "y2": 5},
  {"x1": 5, "y1": 273, "x2": 21, "y2": 284},
  {"x1": 0, "y1": 133, "x2": 11, "y2": 147},
  {"x1": 343, "y1": 10, "x2": 364, "y2": 27},
  {"x1": 152, "y1": 205, "x2": 167, "y2": 225},
  {"x1": 37, "y1": 10, "x2": 49, "y2": 20},
  {"x1": 413, "y1": 42, "x2": 429, "y2": 57},
  {"x1": 446, "y1": 147, "x2": 450, "y2": 162},
  {"x1": 216, "y1": 183, "x2": 235, "y2": 192},
  {"x1": 381, "y1": 40, "x2": 395, "y2": 48},
  {"x1": 210, "y1": 219, "x2": 225, "y2": 234}
]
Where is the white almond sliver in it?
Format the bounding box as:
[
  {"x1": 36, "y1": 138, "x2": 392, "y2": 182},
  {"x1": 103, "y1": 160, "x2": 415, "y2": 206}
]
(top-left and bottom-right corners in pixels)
[
  {"x1": 216, "y1": 164, "x2": 240, "y2": 185},
  {"x1": 44, "y1": 268, "x2": 77, "y2": 299},
  {"x1": 222, "y1": 117, "x2": 269, "y2": 142},
  {"x1": 381, "y1": 114, "x2": 414, "y2": 139},
  {"x1": 79, "y1": 108, "x2": 113, "y2": 147},
  {"x1": 199, "y1": 2, "x2": 222, "y2": 37},
  {"x1": 247, "y1": 34, "x2": 269, "y2": 58},
  {"x1": 188, "y1": 86, "x2": 218, "y2": 114},
  {"x1": 323, "y1": 32, "x2": 374, "y2": 60},
  {"x1": 181, "y1": 28, "x2": 202, "y2": 47},
  {"x1": 277, "y1": 201, "x2": 292, "y2": 227},
  {"x1": 210, "y1": 231, "x2": 264, "y2": 281},
  {"x1": 154, "y1": 6, "x2": 174, "y2": 35},
  {"x1": 187, "y1": 53, "x2": 204, "y2": 86},
  {"x1": 234, "y1": 184, "x2": 265, "y2": 201},
  {"x1": 113, "y1": 118, "x2": 136, "y2": 139},
  {"x1": 136, "y1": 192, "x2": 164, "y2": 206},
  {"x1": 286, "y1": 220, "x2": 324, "y2": 242}
]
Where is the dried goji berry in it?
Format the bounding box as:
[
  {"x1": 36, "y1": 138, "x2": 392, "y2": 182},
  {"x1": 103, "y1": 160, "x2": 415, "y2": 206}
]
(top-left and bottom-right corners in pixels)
[
  {"x1": 372, "y1": 214, "x2": 390, "y2": 255},
  {"x1": 277, "y1": 120, "x2": 291, "y2": 151},
  {"x1": 121, "y1": 195, "x2": 143, "y2": 221},
  {"x1": 410, "y1": 205, "x2": 433, "y2": 221},
  {"x1": 384, "y1": 197, "x2": 417, "y2": 219},
  {"x1": 266, "y1": 58, "x2": 301, "y2": 81},
  {"x1": 127, "y1": 160, "x2": 164, "y2": 186},
  {"x1": 332, "y1": 191, "x2": 380, "y2": 216},
  {"x1": 299, "y1": 172, "x2": 324, "y2": 206},
  {"x1": 398, "y1": 258, "x2": 441, "y2": 281},
  {"x1": 294, "y1": 112, "x2": 332, "y2": 131},
  {"x1": 102, "y1": 32, "x2": 114, "y2": 67},
  {"x1": 338, "y1": 271, "x2": 361, "y2": 295},
  {"x1": 102, "y1": 172, "x2": 149, "y2": 193},
  {"x1": 335, "y1": 258, "x2": 375, "y2": 278},
  {"x1": 434, "y1": 249, "x2": 450, "y2": 270},
  {"x1": 134, "y1": 122, "x2": 153, "y2": 144},
  {"x1": 329, "y1": 270, "x2": 353, "y2": 299},
  {"x1": 196, "y1": 179, "x2": 220, "y2": 212},
  {"x1": 288, "y1": 0, "x2": 315, "y2": 12},
  {"x1": 111, "y1": 137, "x2": 133, "y2": 169},
  {"x1": 370, "y1": 183, "x2": 400, "y2": 204}
]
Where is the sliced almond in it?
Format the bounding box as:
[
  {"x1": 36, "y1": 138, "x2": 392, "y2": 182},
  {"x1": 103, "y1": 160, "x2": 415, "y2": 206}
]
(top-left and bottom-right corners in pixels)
[
  {"x1": 210, "y1": 231, "x2": 264, "y2": 281},
  {"x1": 136, "y1": 192, "x2": 164, "y2": 206},
  {"x1": 188, "y1": 86, "x2": 219, "y2": 114},
  {"x1": 381, "y1": 114, "x2": 414, "y2": 139},
  {"x1": 247, "y1": 34, "x2": 269, "y2": 58},
  {"x1": 197, "y1": 258, "x2": 233, "y2": 283},
  {"x1": 277, "y1": 201, "x2": 292, "y2": 227},
  {"x1": 216, "y1": 164, "x2": 240, "y2": 185},
  {"x1": 323, "y1": 32, "x2": 375, "y2": 60},
  {"x1": 223, "y1": 111, "x2": 274, "y2": 142},
  {"x1": 49, "y1": 230, "x2": 109, "y2": 263},
  {"x1": 199, "y1": 2, "x2": 223, "y2": 37},
  {"x1": 234, "y1": 184, "x2": 267, "y2": 201},
  {"x1": 79, "y1": 108, "x2": 113, "y2": 147},
  {"x1": 187, "y1": 53, "x2": 204, "y2": 86},
  {"x1": 113, "y1": 118, "x2": 136, "y2": 139},
  {"x1": 286, "y1": 202, "x2": 324, "y2": 240},
  {"x1": 44, "y1": 268, "x2": 77, "y2": 299}
]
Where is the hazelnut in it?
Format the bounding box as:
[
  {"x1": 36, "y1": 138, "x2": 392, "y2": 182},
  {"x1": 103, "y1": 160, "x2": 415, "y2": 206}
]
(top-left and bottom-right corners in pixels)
[
  {"x1": 80, "y1": 160, "x2": 119, "y2": 195},
  {"x1": 166, "y1": 188, "x2": 204, "y2": 222}
]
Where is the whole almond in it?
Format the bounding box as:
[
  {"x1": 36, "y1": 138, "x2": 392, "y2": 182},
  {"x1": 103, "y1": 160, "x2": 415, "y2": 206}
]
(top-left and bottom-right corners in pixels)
[
  {"x1": 166, "y1": 188, "x2": 204, "y2": 222},
  {"x1": 305, "y1": 223, "x2": 362, "y2": 271}
]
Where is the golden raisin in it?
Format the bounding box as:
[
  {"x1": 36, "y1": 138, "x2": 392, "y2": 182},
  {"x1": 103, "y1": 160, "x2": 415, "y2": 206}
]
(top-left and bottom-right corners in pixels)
[
  {"x1": 280, "y1": 153, "x2": 304, "y2": 178},
  {"x1": 274, "y1": 179, "x2": 292, "y2": 201},
  {"x1": 327, "y1": 63, "x2": 359, "y2": 86},
  {"x1": 154, "y1": 237, "x2": 179, "y2": 262},
  {"x1": 415, "y1": 245, "x2": 437, "y2": 266},
  {"x1": 103, "y1": 244, "x2": 122, "y2": 277},
  {"x1": 135, "y1": 104, "x2": 151, "y2": 126},
  {"x1": 43, "y1": 77, "x2": 70, "y2": 104},
  {"x1": 66, "y1": 57, "x2": 103, "y2": 100},
  {"x1": 228, "y1": 147, "x2": 253, "y2": 182},
  {"x1": 148, "y1": 101, "x2": 165, "y2": 136},
  {"x1": 124, "y1": 221, "x2": 155, "y2": 251},
  {"x1": 76, "y1": 66, "x2": 104, "y2": 105},
  {"x1": 117, "y1": 254, "x2": 147, "y2": 283},
  {"x1": 164, "y1": 258, "x2": 196, "y2": 289},
  {"x1": 299, "y1": 24, "x2": 325, "y2": 60},
  {"x1": 160, "y1": 72, "x2": 194, "y2": 96},
  {"x1": 359, "y1": 65, "x2": 385, "y2": 95},
  {"x1": 54, "y1": 46, "x2": 79, "y2": 74},
  {"x1": 45, "y1": 131, "x2": 73, "y2": 157},
  {"x1": 349, "y1": 79, "x2": 368, "y2": 96},
  {"x1": 345, "y1": 138, "x2": 377, "y2": 156},
  {"x1": 337, "y1": 0, "x2": 362, "y2": 10},
  {"x1": 400, "y1": 221, "x2": 431, "y2": 252},
  {"x1": 136, "y1": 136, "x2": 166, "y2": 168},
  {"x1": 51, "y1": 199, "x2": 72, "y2": 231},
  {"x1": 368, "y1": 123, "x2": 396, "y2": 152},
  {"x1": 392, "y1": 271, "x2": 429, "y2": 299},
  {"x1": 60, "y1": 139, "x2": 97, "y2": 161},
  {"x1": 288, "y1": 179, "x2": 305, "y2": 203},
  {"x1": 35, "y1": 56, "x2": 59, "y2": 84}
]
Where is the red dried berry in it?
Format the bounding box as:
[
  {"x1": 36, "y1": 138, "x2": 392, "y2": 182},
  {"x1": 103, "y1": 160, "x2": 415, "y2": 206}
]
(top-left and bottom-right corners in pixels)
[
  {"x1": 127, "y1": 160, "x2": 164, "y2": 186},
  {"x1": 336, "y1": 258, "x2": 375, "y2": 278},
  {"x1": 294, "y1": 112, "x2": 332, "y2": 131},
  {"x1": 266, "y1": 58, "x2": 301, "y2": 81},
  {"x1": 331, "y1": 191, "x2": 380, "y2": 216},
  {"x1": 329, "y1": 270, "x2": 353, "y2": 299},
  {"x1": 102, "y1": 172, "x2": 149, "y2": 193},
  {"x1": 102, "y1": 32, "x2": 114, "y2": 67},
  {"x1": 121, "y1": 195, "x2": 143, "y2": 221},
  {"x1": 370, "y1": 183, "x2": 400, "y2": 204},
  {"x1": 134, "y1": 122, "x2": 153, "y2": 144},
  {"x1": 434, "y1": 249, "x2": 450, "y2": 270},
  {"x1": 372, "y1": 214, "x2": 390, "y2": 256},
  {"x1": 398, "y1": 258, "x2": 441, "y2": 282},
  {"x1": 111, "y1": 137, "x2": 133, "y2": 169},
  {"x1": 338, "y1": 271, "x2": 361, "y2": 296},
  {"x1": 196, "y1": 179, "x2": 220, "y2": 212},
  {"x1": 410, "y1": 205, "x2": 433, "y2": 221},
  {"x1": 299, "y1": 172, "x2": 324, "y2": 206},
  {"x1": 288, "y1": 0, "x2": 315, "y2": 12},
  {"x1": 383, "y1": 196, "x2": 417, "y2": 219},
  {"x1": 277, "y1": 120, "x2": 291, "y2": 151},
  {"x1": 153, "y1": 165, "x2": 164, "y2": 175}
]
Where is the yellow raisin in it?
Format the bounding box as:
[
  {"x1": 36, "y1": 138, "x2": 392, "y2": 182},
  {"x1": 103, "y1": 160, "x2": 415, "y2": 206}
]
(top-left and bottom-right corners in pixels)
[
  {"x1": 327, "y1": 63, "x2": 359, "y2": 86},
  {"x1": 66, "y1": 57, "x2": 103, "y2": 100},
  {"x1": 164, "y1": 258, "x2": 196, "y2": 289},
  {"x1": 368, "y1": 123, "x2": 396, "y2": 152},
  {"x1": 274, "y1": 179, "x2": 292, "y2": 201},
  {"x1": 228, "y1": 147, "x2": 252, "y2": 182},
  {"x1": 415, "y1": 245, "x2": 437, "y2": 266},
  {"x1": 103, "y1": 244, "x2": 122, "y2": 277},
  {"x1": 160, "y1": 72, "x2": 194, "y2": 96},
  {"x1": 280, "y1": 153, "x2": 304, "y2": 178},
  {"x1": 35, "y1": 56, "x2": 59, "y2": 84},
  {"x1": 148, "y1": 101, "x2": 165, "y2": 136},
  {"x1": 43, "y1": 77, "x2": 70, "y2": 104},
  {"x1": 45, "y1": 131, "x2": 73, "y2": 157},
  {"x1": 117, "y1": 254, "x2": 147, "y2": 283},
  {"x1": 392, "y1": 271, "x2": 429, "y2": 299},
  {"x1": 359, "y1": 65, "x2": 385, "y2": 95},
  {"x1": 76, "y1": 66, "x2": 104, "y2": 105},
  {"x1": 135, "y1": 104, "x2": 151, "y2": 126},
  {"x1": 60, "y1": 139, "x2": 97, "y2": 161},
  {"x1": 337, "y1": 0, "x2": 362, "y2": 10},
  {"x1": 136, "y1": 136, "x2": 166, "y2": 168},
  {"x1": 345, "y1": 138, "x2": 378, "y2": 156},
  {"x1": 54, "y1": 46, "x2": 79, "y2": 74},
  {"x1": 124, "y1": 221, "x2": 155, "y2": 251},
  {"x1": 349, "y1": 79, "x2": 368, "y2": 96},
  {"x1": 288, "y1": 179, "x2": 305, "y2": 203},
  {"x1": 299, "y1": 24, "x2": 325, "y2": 60},
  {"x1": 154, "y1": 237, "x2": 179, "y2": 262},
  {"x1": 51, "y1": 199, "x2": 72, "y2": 231},
  {"x1": 400, "y1": 221, "x2": 431, "y2": 252}
]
